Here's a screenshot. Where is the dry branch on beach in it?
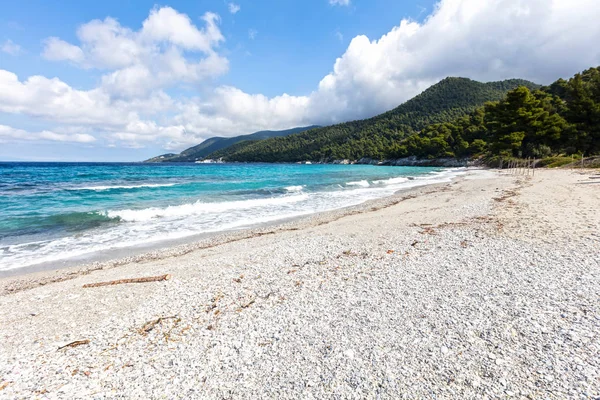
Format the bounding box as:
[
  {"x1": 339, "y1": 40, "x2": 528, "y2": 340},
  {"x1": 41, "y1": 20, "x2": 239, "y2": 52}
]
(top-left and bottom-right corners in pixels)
[
  {"x1": 57, "y1": 340, "x2": 90, "y2": 350},
  {"x1": 139, "y1": 316, "x2": 179, "y2": 335},
  {"x1": 82, "y1": 274, "x2": 172, "y2": 288}
]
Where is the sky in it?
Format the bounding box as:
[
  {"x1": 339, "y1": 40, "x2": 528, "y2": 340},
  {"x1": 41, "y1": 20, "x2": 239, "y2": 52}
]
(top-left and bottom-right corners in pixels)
[{"x1": 0, "y1": 0, "x2": 599, "y2": 161}]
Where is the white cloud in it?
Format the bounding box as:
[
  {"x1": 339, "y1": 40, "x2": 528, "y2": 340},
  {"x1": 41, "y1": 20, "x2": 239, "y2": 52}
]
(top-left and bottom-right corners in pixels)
[
  {"x1": 206, "y1": 0, "x2": 600, "y2": 127},
  {"x1": 305, "y1": 0, "x2": 600, "y2": 122},
  {"x1": 335, "y1": 30, "x2": 344, "y2": 42},
  {"x1": 248, "y1": 29, "x2": 258, "y2": 40},
  {"x1": 228, "y1": 3, "x2": 241, "y2": 14},
  {"x1": 0, "y1": 125, "x2": 96, "y2": 143},
  {"x1": 42, "y1": 37, "x2": 85, "y2": 63},
  {"x1": 41, "y1": 7, "x2": 227, "y2": 97},
  {"x1": 0, "y1": 70, "x2": 131, "y2": 125},
  {"x1": 1, "y1": 39, "x2": 22, "y2": 55},
  {"x1": 2, "y1": 0, "x2": 600, "y2": 153},
  {"x1": 141, "y1": 9, "x2": 224, "y2": 52},
  {"x1": 329, "y1": 0, "x2": 350, "y2": 6}
]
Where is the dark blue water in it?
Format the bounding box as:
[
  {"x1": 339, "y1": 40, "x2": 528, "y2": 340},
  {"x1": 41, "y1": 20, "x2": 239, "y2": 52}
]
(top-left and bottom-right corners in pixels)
[{"x1": 0, "y1": 162, "x2": 464, "y2": 272}]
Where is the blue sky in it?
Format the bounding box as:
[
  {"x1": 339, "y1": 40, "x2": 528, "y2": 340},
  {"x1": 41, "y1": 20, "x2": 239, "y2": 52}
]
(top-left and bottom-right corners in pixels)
[
  {"x1": 1, "y1": 0, "x2": 435, "y2": 97},
  {"x1": 1, "y1": 0, "x2": 599, "y2": 161}
]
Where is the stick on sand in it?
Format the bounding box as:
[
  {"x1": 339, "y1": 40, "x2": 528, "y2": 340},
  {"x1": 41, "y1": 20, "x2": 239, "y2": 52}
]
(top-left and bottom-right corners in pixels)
[
  {"x1": 83, "y1": 274, "x2": 172, "y2": 288},
  {"x1": 57, "y1": 339, "x2": 90, "y2": 350}
]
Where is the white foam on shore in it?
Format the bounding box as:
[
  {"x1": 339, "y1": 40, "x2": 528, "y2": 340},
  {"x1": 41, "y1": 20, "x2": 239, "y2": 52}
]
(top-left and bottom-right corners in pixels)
[
  {"x1": 285, "y1": 185, "x2": 304, "y2": 192},
  {"x1": 372, "y1": 177, "x2": 409, "y2": 185},
  {"x1": 70, "y1": 183, "x2": 178, "y2": 191},
  {"x1": 105, "y1": 194, "x2": 309, "y2": 222},
  {"x1": 1, "y1": 168, "x2": 469, "y2": 272},
  {"x1": 346, "y1": 180, "x2": 370, "y2": 187}
]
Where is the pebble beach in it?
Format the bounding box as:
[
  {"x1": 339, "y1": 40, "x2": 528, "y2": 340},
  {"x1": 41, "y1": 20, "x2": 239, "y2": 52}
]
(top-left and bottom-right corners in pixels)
[{"x1": 0, "y1": 168, "x2": 598, "y2": 399}]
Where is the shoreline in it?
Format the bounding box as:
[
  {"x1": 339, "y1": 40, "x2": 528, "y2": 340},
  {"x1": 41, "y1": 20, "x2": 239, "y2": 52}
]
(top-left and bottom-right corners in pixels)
[
  {"x1": 0, "y1": 168, "x2": 471, "y2": 294},
  {"x1": 0, "y1": 164, "x2": 461, "y2": 281}
]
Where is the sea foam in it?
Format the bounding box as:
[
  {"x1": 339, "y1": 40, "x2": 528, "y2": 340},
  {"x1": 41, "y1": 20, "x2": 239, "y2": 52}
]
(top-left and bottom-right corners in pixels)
[
  {"x1": 105, "y1": 194, "x2": 310, "y2": 222},
  {"x1": 285, "y1": 185, "x2": 304, "y2": 192},
  {"x1": 70, "y1": 183, "x2": 178, "y2": 191},
  {"x1": 346, "y1": 180, "x2": 370, "y2": 187}
]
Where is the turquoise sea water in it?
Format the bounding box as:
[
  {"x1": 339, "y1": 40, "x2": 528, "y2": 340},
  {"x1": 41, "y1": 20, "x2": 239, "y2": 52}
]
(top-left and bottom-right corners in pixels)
[{"x1": 0, "y1": 162, "x2": 464, "y2": 273}]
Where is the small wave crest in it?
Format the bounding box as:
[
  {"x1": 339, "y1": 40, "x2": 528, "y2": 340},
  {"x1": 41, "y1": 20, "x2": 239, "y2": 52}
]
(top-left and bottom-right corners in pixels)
[
  {"x1": 69, "y1": 183, "x2": 178, "y2": 191},
  {"x1": 346, "y1": 180, "x2": 370, "y2": 187},
  {"x1": 372, "y1": 177, "x2": 409, "y2": 185},
  {"x1": 105, "y1": 194, "x2": 309, "y2": 222},
  {"x1": 285, "y1": 185, "x2": 304, "y2": 193}
]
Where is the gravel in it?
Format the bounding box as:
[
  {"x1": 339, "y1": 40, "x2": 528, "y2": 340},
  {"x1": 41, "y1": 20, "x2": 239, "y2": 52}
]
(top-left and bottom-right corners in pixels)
[{"x1": 0, "y1": 170, "x2": 598, "y2": 399}]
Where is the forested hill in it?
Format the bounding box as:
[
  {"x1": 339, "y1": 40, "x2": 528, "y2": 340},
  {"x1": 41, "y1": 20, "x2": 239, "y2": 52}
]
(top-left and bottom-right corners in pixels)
[
  {"x1": 208, "y1": 77, "x2": 539, "y2": 162},
  {"x1": 145, "y1": 125, "x2": 319, "y2": 162},
  {"x1": 380, "y1": 66, "x2": 600, "y2": 164}
]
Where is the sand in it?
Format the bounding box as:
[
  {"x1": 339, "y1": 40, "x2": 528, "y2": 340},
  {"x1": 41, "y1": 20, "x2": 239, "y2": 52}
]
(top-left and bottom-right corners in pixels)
[{"x1": 0, "y1": 168, "x2": 598, "y2": 399}]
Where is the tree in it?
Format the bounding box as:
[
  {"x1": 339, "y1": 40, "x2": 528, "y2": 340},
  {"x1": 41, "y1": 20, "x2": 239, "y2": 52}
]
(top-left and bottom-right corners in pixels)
[{"x1": 485, "y1": 87, "x2": 569, "y2": 157}]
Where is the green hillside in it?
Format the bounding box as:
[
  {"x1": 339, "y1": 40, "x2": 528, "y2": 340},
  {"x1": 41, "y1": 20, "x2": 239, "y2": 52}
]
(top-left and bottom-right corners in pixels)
[
  {"x1": 368, "y1": 66, "x2": 600, "y2": 163},
  {"x1": 145, "y1": 126, "x2": 319, "y2": 162},
  {"x1": 210, "y1": 77, "x2": 539, "y2": 162}
]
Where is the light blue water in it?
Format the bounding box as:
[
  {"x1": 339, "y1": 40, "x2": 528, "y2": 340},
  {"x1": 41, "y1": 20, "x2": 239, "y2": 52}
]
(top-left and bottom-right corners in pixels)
[{"x1": 0, "y1": 162, "x2": 464, "y2": 272}]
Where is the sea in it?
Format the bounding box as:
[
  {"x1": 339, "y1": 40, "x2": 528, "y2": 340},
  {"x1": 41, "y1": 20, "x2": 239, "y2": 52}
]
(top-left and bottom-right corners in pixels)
[{"x1": 0, "y1": 162, "x2": 465, "y2": 274}]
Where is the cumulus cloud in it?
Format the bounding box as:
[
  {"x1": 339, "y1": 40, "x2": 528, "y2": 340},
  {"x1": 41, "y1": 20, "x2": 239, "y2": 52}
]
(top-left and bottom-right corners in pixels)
[
  {"x1": 2, "y1": 0, "x2": 600, "y2": 152},
  {"x1": 192, "y1": 0, "x2": 600, "y2": 128},
  {"x1": 228, "y1": 3, "x2": 241, "y2": 14},
  {"x1": 0, "y1": 125, "x2": 96, "y2": 143},
  {"x1": 304, "y1": 0, "x2": 600, "y2": 122},
  {"x1": 1, "y1": 39, "x2": 22, "y2": 55},
  {"x1": 42, "y1": 37, "x2": 84, "y2": 63},
  {"x1": 41, "y1": 7, "x2": 227, "y2": 97},
  {"x1": 248, "y1": 29, "x2": 258, "y2": 40},
  {"x1": 173, "y1": 87, "x2": 310, "y2": 139},
  {"x1": 0, "y1": 70, "x2": 132, "y2": 125},
  {"x1": 0, "y1": 70, "x2": 195, "y2": 147}
]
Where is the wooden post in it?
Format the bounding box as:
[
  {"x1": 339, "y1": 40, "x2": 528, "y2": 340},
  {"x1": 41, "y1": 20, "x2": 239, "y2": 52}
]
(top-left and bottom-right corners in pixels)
[{"x1": 520, "y1": 159, "x2": 523, "y2": 175}]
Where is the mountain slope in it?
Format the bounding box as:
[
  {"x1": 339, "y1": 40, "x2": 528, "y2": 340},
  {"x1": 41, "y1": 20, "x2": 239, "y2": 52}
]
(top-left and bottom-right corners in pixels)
[
  {"x1": 210, "y1": 77, "x2": 539, "y2": 162},
  {"x1": 145, "y1": 126, "x2": 319, "y2": 162}
]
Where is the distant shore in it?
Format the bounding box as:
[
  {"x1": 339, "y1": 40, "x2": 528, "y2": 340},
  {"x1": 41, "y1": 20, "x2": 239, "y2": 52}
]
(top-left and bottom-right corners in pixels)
[{"x1": 0, "y1": 169, "x2": 598, "y2": 398}]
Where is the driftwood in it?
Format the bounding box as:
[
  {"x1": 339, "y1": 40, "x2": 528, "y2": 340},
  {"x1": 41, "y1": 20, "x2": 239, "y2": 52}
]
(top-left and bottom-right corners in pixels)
[
  {"x1": 58, "y1": 339, "x2": 90, "y2": 350},
  {"x1": 83, "y1": 274, "x2": 171, "y2": 288},
  {"x1": 140, "y1": 316, "x2": 179, "y2": 334}
]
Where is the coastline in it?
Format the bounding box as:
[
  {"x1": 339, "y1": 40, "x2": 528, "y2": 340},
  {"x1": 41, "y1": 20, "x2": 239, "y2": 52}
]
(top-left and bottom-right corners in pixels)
[
  {"x1": 0, "y1": 168, "x2": 598, "y2": 398},
  {"x1": 0, "y1": 168, "x2": 469, "y2": 294}
]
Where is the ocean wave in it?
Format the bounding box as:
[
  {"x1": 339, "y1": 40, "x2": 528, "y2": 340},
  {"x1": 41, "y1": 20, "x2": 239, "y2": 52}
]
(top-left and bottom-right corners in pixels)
[
  {"x1": 105, "y1": 194, "x2": 310, "y2": 222},
  {"x1": 346, "y1": 180, "x2": 370, "y2": 187},
  {"x1": 372, "y1": 177, "x2": 409, "y2": 185},
  {"x1": 68, "y1": 183, "x2": 178, "y2": 191},
  {"x1": 285, "y1": 185, "x2": 304, "y2": 192}
]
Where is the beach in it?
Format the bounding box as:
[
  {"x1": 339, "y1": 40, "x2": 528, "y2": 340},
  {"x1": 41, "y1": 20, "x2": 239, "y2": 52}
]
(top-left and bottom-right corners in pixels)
[{"x1": 0, "y1": 168, "x2": 598, "y2": 398}]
